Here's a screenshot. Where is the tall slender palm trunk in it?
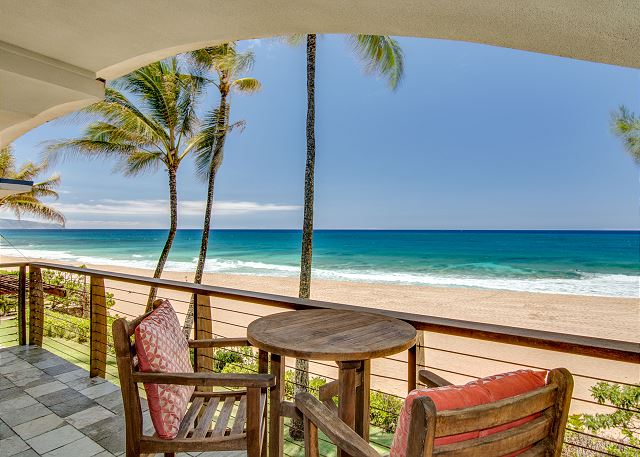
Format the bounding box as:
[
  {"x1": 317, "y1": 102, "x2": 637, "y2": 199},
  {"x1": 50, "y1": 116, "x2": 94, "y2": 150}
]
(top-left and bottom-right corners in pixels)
[
  {"x1": 147, "y1": 166, "x2": 178, "y2": 310},
  {"x1": 182, "y1": 93, "x2": 229, "y2": 337},
  {"x1": 292, "y1": 33, "x2": 317, "y2": 440}
]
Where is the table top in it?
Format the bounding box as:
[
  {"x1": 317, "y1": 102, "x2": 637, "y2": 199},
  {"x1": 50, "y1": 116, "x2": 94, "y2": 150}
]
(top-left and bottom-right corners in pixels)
[{"x1": 247, "y1": 309, "x2": 417, "y2": 361}]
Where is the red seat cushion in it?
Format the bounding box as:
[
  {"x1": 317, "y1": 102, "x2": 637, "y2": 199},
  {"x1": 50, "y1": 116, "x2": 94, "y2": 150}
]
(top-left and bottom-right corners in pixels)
[
  {"x1": 390, "y1": 370, "x2": 548, "y2": 457},
  {"x1": 135, "y1": 299, "x2": 194, "y2": 439}
]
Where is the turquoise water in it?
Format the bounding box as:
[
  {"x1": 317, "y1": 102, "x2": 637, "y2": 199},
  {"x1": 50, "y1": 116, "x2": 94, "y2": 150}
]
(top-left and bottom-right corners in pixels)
[{"x1": 0, "y1": 230, "x2": 638, "y2": 297}]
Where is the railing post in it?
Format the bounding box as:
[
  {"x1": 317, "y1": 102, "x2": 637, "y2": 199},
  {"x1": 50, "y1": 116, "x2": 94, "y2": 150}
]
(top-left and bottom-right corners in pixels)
[
  {"x1": 18, "y1": 266, "x2": 27, "y2": 345},
  {"x1": 28, "y1": 266, "x2": 44, "y2": 346},
  {"x1": 196, "y1": 294, "x2": 213, "y2": 373},
  {"x1": 408, "y1": 330, "x2": 426, "y2": 392},
  {"x1": 416, "y1": 331, "x2": 426, "y2": 385},
  {"x1": 90, "y1": 276, "x2": 107, "y2": 378}
]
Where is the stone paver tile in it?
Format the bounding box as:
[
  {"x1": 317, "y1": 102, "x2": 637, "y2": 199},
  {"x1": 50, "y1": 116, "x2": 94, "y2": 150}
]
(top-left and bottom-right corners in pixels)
[
  {"x1": 26, "y1": 424, "x2": 84, "y2": 454},
  {"x1": 10, "y1": 449, "x2": 40, "y2": 457},
  {"x1": 65, "y1": 375, "x2": 107, "y2": 392},
  {"x1": 80, "y1": 381, "x2": 119, "y2": 399},
  {"x1": 66, "y1": 404, "x2": 116, "y2": 428},
  {"x1": 37, "y1": 387, "x2": 82, "y2": 407},
  {"x1": 55, "y1": 368, "x2": 87, "y2": 383},
  {"x1": 79, "y1": 415, "x2": 123, "y2": 442},
  {"x1": 24, "y1": 380, "x2": 68, "y2": 398},
  {"x1": 0, "y1": 351, "x2": 18, "y2": 365},
  {"x1": 0, "y1": 419, "x2": 15, "y2": 439},
  {"x1": 0, "y1": 434, "x2": 30, "y2": 456},
  {"x1": 20, "y1": 375, "x2": 57, "y2": 390},
  {"x1": 93, "y1": 452, "x2": 115, "y2": 457},
  {"x1": 5, "y1": 369, "x2": 45, "y2": 387},
  {"x1": 48, "y1": 395, "x2": 98, "y2": 418},
  {"x1": 12, "y1": 413, "x2": 65, "y2": 440},
  {"x1": 0, "y1": 386, "x2": 24, "y2": 398},
  {"x1": 43, "y1": 363, "x2": 81, "y2": 376},
  {"x1": 93, "y1": 390, "x2": 123, "y2": 412},
  {"x1": 34, "y1": 358, "x2": 66, "y2": 370},
  {"x1": 41, "y1": 436, "x2": 105, "y2": 457},
  {"x1": 95, "y1": 432, "x2": 125, "y2": 455},
  {"x1": 2, "y1": 404, "x2": 52, "y2": 427},
  {"x1": 0, "y1": 375, "x2": 15, "y2": 390},
  {"x1": 0, "y1": 394, "x2": 37, "y2": 414},
  {"x1": 0, "y1": 360, "x2": 31, "y2": 375}
]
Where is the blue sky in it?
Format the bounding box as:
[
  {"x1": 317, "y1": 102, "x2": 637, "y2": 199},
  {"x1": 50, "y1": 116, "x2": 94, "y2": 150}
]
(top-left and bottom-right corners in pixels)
[{"x1": 7, "y1": 35, "x2": 640, "y2": 229}]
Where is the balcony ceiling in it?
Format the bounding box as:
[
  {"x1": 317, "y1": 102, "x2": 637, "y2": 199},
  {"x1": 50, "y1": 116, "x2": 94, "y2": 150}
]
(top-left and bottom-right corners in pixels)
[
  {"x1": 0, "y1": 178, "x2": 33, "y2": 198},
  {"x1": 1, "y1": 0, "x2": 638, "y2": 149}
]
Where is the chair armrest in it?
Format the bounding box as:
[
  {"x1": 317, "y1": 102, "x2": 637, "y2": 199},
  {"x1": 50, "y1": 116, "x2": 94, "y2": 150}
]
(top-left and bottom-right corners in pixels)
[
  {"x1": 418, "y1": 369, "x2": 453, "y2": 388},
  {"x1": 132, "y1": 371, "x2": 275, "y2": 388},
  {"x1": 188, "y1": 337, "x2": 251, "y2": 348},
  {"x1": 295, "y1": 392, "x2": 380, "y2": 457}
]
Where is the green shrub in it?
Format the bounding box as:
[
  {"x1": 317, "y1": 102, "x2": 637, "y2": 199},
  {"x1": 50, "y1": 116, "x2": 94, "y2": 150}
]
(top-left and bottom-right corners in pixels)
[
  {"x1": 43, "y1": 308, "x2": 116, "y2": 348},
  {"x1": 215, "y1": 348, "x2": 246, "y2": 372},
  {"x1": 284, "y1": 370, "x2": 327, "y2": 401},
  {"x1": 370, "y1": 390, "x2": 403, "y2": 433},
  {"x1": 43, "y1": 309, "x2": 90, "y2": 343},
  {"x1": 220, "y1": 346, "x2": 259, "y2": 374},
  {"x1": 567, "y1": 382, "x2": 640, "y2": 457}
]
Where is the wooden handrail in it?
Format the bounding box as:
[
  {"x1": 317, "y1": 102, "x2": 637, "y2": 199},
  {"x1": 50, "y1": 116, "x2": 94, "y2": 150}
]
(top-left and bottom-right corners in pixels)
[{"x1": 9, "y1": 261, "x2": 640, "y2": 364}]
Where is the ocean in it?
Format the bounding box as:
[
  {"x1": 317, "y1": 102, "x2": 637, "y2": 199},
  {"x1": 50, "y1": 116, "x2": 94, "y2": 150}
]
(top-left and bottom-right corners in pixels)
[{"x1": 0, "y1": 229, "x2": 638, "y2": 298}]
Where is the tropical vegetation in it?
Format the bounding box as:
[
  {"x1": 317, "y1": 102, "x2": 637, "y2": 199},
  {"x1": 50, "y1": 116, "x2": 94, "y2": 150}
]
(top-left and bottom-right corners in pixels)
[
  {"x1": 0, "y1": 145, "x2": 65, "y2": 225},
  {"x1": 181, "y1": 43, "x2": 261, "y2": 337},
  {"x1": 611, "y1": 106, "x2": 640, "y2": 164},
  {"x1": 46, "y1": 58, "x2": 205, "y2": 308}
]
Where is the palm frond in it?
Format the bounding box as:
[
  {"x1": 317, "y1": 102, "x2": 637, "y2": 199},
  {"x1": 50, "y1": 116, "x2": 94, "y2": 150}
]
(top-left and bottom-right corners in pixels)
[
  {"x1": 0, "y1": 146, "x2": 16, "y2": 177},
  {"x1": 118, "y1": 151, "x2": 164, "y2": 176},
  {"x1": 0, "y1": 195, "x2": 65, "y2": 226},
  {"x1": 348, "y1": 35, "x2": 404, "y2": 89},
  {"x1": 611, "y1": 106, "x2": 640, "y2": 164},
  {"x1": 231, "y1": 77, "x2": 262, "y2": 93},
  {"x1": 282, "y1": 34, "x2": 307, "y2": 46},
  {"x1": 31, "y1": 174, "x2": 61, "y2": 200},
  {"x1": 190, "y1": 105, "x2": 229, "y2": 181}
]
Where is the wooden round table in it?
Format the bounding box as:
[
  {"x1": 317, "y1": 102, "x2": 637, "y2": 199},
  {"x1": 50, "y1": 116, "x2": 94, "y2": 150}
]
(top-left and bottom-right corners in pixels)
[{"x1": 247, "y1": 309, "x2": 416, "y2": 457}]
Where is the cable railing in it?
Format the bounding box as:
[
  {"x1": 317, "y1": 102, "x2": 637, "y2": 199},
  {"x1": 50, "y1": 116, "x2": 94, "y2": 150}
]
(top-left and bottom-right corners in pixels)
[{"x1": 1, "y1": 260, "x2": 638, "y2": 457}]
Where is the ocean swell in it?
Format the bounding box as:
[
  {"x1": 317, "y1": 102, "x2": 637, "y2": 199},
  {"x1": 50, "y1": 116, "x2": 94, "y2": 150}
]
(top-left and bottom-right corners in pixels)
[{"x1": 4, "y1": 246, "x2": 638, "y2": 298}]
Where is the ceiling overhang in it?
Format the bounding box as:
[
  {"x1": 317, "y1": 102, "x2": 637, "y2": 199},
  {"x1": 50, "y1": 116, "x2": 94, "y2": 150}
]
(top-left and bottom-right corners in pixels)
[
  {"x1": 0, "y1": 178, "x2": 33, "y2": 199},
  {"x1": 0, "y1": 0, "x2": 638, "y2": 149}
]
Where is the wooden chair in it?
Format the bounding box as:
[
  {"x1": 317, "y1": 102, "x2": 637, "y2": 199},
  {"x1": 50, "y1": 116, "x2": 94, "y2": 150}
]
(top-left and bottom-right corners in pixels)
[
  {"x1": 295, "y1": 368, "x2": 573, "y2": 457},
  {"x1": 113, "y1": 311, "x2": 275, "y2": 457}
]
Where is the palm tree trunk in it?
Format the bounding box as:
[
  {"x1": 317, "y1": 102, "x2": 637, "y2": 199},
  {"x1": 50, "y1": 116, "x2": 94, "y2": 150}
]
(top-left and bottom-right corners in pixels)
[
  {"x1": 146, "y1": 165, "x2": 178, "y2": 310},
  {"x1": 292, "y1": 33, "x2": 317, "y2": 441},
  {"x1": 182, "y1": 94, "x2": 229, "y2": 337}
]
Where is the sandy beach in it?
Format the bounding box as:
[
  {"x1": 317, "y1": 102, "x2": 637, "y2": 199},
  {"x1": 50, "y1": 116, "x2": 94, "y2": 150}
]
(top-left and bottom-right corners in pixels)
[{"x1": 2, "y1": 254, "x2": 638, "y2": 413}]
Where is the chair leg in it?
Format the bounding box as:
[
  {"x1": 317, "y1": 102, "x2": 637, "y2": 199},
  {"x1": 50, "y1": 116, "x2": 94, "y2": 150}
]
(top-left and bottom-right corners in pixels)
[{"x1": 164, "y1": 453, "x2": 175, "y2": 457}]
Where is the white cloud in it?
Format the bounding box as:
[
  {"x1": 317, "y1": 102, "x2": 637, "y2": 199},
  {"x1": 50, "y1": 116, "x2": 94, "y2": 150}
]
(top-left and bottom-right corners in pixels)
[{"x1": 52, "y1": 199, "x2": 300, "y2": 216}]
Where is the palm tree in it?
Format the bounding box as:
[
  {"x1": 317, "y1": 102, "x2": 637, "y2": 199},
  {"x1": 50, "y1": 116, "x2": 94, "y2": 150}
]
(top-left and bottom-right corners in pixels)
[
  {"x1": 181, "y1": 43, "x2": 261, "y2": 337},
  {"x1": 47, "y1": 58, "x2": 204, "y2": 308},
  {"x1": 612, "y1": 106, "x2": 640, "y2": 164},
  {"x1": 290, "y1": 34, "x2": 404, "y2": 439},
  {"x1": 0, "y1": 145, "x2": 65, "y2": 225}
]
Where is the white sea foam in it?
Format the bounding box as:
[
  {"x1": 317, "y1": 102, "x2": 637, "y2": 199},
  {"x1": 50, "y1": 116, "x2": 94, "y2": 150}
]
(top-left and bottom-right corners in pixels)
[{"x1": 5, "y1": 246, "x2": 639, "y2": 298}]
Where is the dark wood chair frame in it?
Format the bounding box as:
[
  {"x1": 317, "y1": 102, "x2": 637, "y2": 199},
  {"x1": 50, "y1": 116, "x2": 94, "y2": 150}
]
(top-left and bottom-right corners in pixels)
[
  {"x1": 113, "y1": 310, "x2": 276, "y2": 457},
  {"x1": 295, "y1": 368, "x2": 573, "y2": 457}
]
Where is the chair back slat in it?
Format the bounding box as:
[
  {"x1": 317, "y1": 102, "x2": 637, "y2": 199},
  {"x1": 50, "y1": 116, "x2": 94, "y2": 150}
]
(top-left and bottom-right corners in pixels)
[
  {"x1": 432, "y1": 412, "x2": 553, "y2": 457},
  {"x1": 435, "y1": 383, "x2": 558, "y2": 437}
]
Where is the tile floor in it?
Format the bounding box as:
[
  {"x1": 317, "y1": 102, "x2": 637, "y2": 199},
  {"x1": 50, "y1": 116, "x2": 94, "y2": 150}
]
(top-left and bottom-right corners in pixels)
[{"x1": 0, "y1": 346, "x2": 246, "y2": 457}]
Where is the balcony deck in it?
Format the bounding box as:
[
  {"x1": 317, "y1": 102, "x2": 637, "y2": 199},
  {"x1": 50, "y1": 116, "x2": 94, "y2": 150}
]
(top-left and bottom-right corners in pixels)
[{"x1": 0, "y1": 346, "x2": 244, "y2": 457}]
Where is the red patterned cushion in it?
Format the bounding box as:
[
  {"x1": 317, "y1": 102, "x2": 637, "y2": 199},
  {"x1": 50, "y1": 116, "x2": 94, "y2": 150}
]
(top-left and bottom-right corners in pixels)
[
  {"x1": 390, "y1": 370, "x2": 548, "y2": 457},
  {"x1": 135, "y1": 299, "x2": 194, "y2": 439}
]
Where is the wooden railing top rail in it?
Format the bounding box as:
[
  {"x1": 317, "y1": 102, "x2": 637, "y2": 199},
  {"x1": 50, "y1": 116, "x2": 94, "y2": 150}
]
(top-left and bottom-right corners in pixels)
[{"x1": 10, "y1": 261, "x2": 640, "y2": 364}]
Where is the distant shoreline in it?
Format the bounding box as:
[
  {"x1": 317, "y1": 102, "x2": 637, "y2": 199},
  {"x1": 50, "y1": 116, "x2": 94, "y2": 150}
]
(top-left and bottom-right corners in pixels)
[{"x1": 1, "y1": 229, "x2": 638, "y2": 297}]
